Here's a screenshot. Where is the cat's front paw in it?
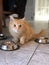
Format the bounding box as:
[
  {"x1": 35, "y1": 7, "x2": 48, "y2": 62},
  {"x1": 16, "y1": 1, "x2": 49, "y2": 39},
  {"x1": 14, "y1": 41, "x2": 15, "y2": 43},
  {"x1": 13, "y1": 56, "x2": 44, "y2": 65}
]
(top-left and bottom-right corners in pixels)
[{"x1": 20, "y1": 37, "x2": 25, "y2": 44}]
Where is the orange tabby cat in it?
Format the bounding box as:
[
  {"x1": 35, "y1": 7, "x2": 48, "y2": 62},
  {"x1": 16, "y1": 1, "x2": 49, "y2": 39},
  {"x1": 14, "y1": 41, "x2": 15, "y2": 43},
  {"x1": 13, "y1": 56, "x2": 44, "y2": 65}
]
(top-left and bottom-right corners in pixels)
[{"x1": 9, "y1": 16, "x2": 45, "y2": 44}]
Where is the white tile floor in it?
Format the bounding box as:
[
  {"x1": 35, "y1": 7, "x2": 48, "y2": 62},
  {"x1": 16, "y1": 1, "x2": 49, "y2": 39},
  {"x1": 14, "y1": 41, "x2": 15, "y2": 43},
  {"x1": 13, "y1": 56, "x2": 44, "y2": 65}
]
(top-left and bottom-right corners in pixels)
[
  {"x1": 0, "y1": 20, "x2": 49, "y2": 65},
  {"x1": 28, "y1": 44, "x2": 49, "y2": 65}
]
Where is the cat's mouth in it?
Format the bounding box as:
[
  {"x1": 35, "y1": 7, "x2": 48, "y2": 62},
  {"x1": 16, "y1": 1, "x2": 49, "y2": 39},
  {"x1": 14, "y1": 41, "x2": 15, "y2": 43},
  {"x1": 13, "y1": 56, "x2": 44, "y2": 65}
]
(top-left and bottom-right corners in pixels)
[{"x1": 13, "y1": 28, "x2": 19, "y2": 33}]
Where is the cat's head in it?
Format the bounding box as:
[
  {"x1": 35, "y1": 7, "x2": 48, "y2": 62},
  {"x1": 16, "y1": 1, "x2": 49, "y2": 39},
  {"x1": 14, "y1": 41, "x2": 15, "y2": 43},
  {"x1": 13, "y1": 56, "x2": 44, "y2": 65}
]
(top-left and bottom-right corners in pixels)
[{"x1": 9, "y1": 16, "x2": 26, "y2": 33}]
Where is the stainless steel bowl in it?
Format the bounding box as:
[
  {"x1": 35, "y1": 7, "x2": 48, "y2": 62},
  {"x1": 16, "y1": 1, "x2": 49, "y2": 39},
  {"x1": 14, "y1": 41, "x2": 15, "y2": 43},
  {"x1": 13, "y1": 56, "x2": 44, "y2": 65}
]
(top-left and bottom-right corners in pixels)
[
  {"x1": 0, "y1": 41, "x2": 20, "y2": 51},
  {"x1": 0, "y1": 34, "x2": 4, "y2": 37},
  {"x1": 0, "y1": 34, "x2": 7, "y2": 40},
  {"x1": 1, "y1": 45, "x2": 8, "y2": 50},
  {"x1": 35, "y1": 37, "x2": 49, "y2": 44}
]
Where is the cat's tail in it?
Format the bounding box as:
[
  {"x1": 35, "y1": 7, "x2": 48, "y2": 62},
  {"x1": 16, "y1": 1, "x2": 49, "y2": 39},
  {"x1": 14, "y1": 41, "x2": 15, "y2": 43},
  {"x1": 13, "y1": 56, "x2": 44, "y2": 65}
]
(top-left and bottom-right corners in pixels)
[{"x1": 33, "y1": 30, "x2": 45, "y2": 40}]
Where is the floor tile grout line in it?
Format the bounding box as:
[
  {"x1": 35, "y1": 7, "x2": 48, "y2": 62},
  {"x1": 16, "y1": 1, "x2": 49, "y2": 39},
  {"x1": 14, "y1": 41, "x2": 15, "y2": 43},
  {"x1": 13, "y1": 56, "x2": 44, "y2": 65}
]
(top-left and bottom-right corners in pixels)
[
  {"x1": 3, "y1": 54, "x2": 8, "y2": 65},
  {"x1": 0, "y1": 52, "x2": 8, "y2": 65},
  {"x1": 27, "y1": 44, "x2": 40, "y2": 65}
]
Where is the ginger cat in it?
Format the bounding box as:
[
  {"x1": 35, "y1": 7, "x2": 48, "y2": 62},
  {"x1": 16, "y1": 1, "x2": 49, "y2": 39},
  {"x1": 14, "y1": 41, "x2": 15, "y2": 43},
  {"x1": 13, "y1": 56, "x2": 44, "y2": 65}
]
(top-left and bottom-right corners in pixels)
[{"x1": 9, "y1": 16, "x2": 45, "y2": 44}]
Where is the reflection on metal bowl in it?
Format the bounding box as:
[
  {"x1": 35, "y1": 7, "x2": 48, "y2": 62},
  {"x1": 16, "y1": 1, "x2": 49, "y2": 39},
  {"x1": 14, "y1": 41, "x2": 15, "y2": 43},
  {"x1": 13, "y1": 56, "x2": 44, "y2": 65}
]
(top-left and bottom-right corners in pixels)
[
  {"x1": 0, "y1": 34, "x2": 7, "y2": 40},
  {"x1": 0, "y1": 41, "x2": 20, "y2": 51}
]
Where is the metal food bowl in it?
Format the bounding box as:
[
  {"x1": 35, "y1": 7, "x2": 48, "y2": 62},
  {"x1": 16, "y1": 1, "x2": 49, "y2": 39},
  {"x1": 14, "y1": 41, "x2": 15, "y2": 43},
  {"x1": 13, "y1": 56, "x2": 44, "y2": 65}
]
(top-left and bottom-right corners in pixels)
[
  {"x1": 0, "y1": 34, "x2": 4, "y2": 37},
  {"x1": 0, "y1": 41, "x2": 20, "y2": 51},
  {"x1": 35, "y1": 37, "x2": 49, "y2": 44},
  {"x1": 0, "y1": 34, "x2": 7, "y2": 40}
]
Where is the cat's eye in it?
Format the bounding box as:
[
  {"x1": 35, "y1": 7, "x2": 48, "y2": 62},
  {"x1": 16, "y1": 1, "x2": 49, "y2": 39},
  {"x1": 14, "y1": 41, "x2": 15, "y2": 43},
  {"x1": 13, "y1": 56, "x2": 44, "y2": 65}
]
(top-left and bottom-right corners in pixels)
[
  {"x1": 19, "y1": 25, "x2": 22, "y2": 27},
  {"x1": 14, "y1": 24, "x2": 16, "y2": 27}
]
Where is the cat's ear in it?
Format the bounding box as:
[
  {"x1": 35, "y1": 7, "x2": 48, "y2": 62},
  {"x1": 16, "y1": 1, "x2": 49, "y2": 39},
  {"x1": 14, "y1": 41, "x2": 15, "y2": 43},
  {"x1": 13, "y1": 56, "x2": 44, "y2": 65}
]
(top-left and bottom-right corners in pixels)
[
  {"x1": 21, "y1": 17, "x2": 25, "y2": 20},
  {"x1": 10, "y1": 16, "x2": 15, "y2": 22}
]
